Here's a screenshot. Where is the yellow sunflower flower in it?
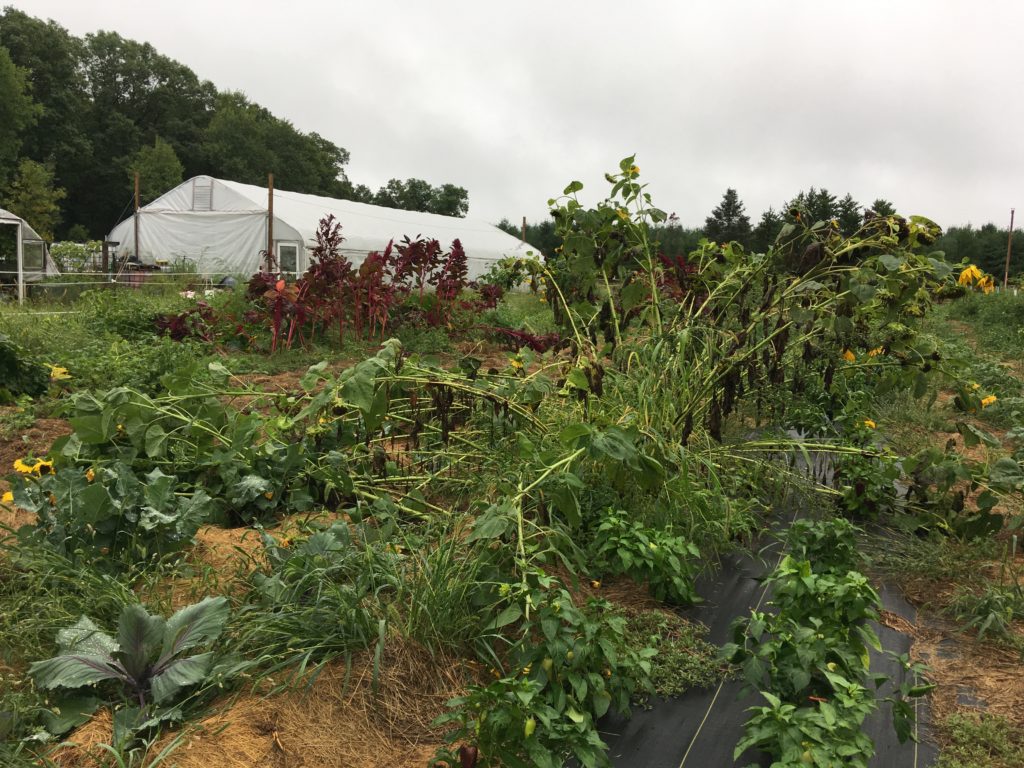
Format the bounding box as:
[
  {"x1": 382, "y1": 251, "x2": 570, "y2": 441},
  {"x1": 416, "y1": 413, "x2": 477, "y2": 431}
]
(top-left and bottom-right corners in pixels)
[
  {"x1": 49, "y1": 365, "x2": 71, "y2": 381},
  {"x1": 867, "y1": 347, "x2": 884, "y2": 357},
  {"x1": 13, "y1": 458, "x2": 35, "y2": 474},
  {"x1": 842, "y1": 349, "x2": 856, "y2": 363},
  {"x1": 958, "y1": 264, "x2": 982, "y2": 286},
  {"x1": 863, "y1": 419, "x2": 876, "y2": 429},
  {"x1": 981, "y1": 395, "x2": 998, "y2": 407},
  {"x1": 1, "y1": 491, "x2": 13, "y2": 504}
]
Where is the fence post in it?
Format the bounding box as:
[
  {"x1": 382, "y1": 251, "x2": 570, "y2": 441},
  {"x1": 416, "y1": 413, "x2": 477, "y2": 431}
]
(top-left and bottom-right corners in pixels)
[{"x1": 16, "y1": 220, "x2": 24, "y2": 305}]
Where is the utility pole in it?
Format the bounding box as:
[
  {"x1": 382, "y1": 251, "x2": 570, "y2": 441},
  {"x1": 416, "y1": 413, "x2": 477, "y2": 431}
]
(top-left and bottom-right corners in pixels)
[
  {"x1": 1004, "y1": 208, "x2": 1015, "y2": 291},
  {"x1": 521, "y1": 215, "x2": 527, "y2": 243},
  {"x1": 266, "y1": 173, "x2": 275, "y2": 274}
]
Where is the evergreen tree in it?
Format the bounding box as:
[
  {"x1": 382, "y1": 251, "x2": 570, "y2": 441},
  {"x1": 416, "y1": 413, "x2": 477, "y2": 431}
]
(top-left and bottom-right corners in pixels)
[
  {"x1": 836, "y1": 193, "x2": 861, "y2": 237},
  {"x1": 3, "y1": 159, "x2": 66, "y2": 240},
  {"x1": 651, "y1": 212, "x2": 703, "y2": 257},
  {"x1": 868, "y1": 198, "x2": 896, "y2": 217},
  {"x1": 807, "y1": 188, "x2": 838, "y2": 223},
  {"x1": 787, "y1": 187, "x2": 839, "y2": 225},
  {"x1": 704, "y1": 188, "x2": 752, "y2": 247},
  {"x1": 496, "y1": 218, "x2": 561, "y2": 257},
  {"x1": 752, "y1": 207, "x2": 784, "y2": 252}
]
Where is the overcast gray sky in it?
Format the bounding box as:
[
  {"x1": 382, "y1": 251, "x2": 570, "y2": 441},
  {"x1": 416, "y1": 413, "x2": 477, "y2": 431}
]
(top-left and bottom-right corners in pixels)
[{"x1": 10, "y1": 0, "x2": 1024, "y2": 230}]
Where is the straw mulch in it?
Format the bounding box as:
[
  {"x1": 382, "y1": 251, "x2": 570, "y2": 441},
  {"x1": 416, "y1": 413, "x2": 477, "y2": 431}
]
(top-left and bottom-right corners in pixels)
[{"x1": 50, "y1": 640, "x2": 471, "y2": 768}]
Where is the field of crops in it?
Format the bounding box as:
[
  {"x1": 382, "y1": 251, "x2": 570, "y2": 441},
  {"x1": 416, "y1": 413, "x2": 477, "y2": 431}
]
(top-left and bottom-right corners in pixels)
[{"x1": 2, "y1": 161, "x2": 1023, "y2": 768}]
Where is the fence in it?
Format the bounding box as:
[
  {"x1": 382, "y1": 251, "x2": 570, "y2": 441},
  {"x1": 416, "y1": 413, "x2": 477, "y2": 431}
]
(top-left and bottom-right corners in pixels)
[{"x1": 0, "y1": 266, "x2": 242, "y2": 309}]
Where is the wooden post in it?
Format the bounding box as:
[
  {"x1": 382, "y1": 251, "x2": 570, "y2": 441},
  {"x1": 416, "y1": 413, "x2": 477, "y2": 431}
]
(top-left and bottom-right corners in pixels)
[
  {"x1": 133, "y1": 171, "x2": 140, "y2": 262},
  {"x1": 266, "y1": 173, "x2": 275, "y2": 273},
  {"x1": 1004, "y1": 208, "x2": 1015, "y2": 291}
]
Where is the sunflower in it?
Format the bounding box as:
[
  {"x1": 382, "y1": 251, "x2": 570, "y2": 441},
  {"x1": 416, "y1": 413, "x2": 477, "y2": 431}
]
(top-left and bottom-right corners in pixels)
[{"x1": 958, "y1": 264, "x2": 983, "y2": 286}]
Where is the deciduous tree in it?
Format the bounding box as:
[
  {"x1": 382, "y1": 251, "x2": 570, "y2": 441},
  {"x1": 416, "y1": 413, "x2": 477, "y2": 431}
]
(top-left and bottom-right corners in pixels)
[
  {"x1": 3, "y1": 159, "x2": 66, "y2": 240},
  {"x1": 0, "y1": 46, "x2": 38, "y2": 185},
  {"x1": 127, "y1": 137, "x2": 184, "y2": 203}
]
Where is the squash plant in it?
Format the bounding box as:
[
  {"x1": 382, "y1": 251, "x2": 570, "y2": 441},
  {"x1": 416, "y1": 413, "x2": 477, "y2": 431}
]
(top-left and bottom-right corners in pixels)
[{"x1": 11, "y1": 464, "x2": 211, "y2": 565}]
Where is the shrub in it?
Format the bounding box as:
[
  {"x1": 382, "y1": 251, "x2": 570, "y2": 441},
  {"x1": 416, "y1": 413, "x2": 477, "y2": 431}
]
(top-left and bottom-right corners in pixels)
[{"x1": 0, "y1": 333, "x2": 48, "y2": 402}]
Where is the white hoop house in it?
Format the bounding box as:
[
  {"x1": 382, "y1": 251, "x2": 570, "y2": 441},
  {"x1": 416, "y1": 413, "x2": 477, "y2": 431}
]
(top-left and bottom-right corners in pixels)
[{"x1": 107, "y1": 176, "x2": 538, "y2": 279}]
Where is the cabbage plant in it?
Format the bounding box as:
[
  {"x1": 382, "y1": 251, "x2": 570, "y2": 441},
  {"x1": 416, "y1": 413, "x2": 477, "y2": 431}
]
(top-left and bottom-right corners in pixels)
[{"x1": 29, "y1": 596, "x2": 229, "y2": 739}]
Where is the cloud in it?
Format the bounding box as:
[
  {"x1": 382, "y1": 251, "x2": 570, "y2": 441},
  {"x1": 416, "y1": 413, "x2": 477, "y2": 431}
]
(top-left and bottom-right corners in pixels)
[{"x1": 13, "y1": 0, "x2": 1024, "y2": 229}]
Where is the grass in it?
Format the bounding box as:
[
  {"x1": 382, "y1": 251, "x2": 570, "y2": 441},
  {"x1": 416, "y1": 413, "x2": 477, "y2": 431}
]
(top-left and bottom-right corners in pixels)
[
  {"x1": 484, "y1": 291, "x2": 558, "y2": 335},
  {"x1": 940, "y1": 292, "x2": 1024, "y2": 365},
  {"x1": 865, "y1": 531, "x2": 999, "y2": 603},
  {"x1": 936, "y1": 712, "x2": 1024, "y2": 768},
  {"x1": 623, "y1": 610, "x2": 725, "y2": 699},
  {"x1": 868, "y1": 299, "x2": 1024, "y2": 764}
]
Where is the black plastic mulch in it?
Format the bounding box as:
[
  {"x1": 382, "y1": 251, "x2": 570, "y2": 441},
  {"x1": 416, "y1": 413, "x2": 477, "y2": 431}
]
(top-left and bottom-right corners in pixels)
[{"x1": 599, "y1": 537, "x2": 938, "y2": 767}]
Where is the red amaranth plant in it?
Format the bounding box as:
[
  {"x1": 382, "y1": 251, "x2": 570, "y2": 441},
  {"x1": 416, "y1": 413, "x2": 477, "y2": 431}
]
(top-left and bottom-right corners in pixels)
[
  {"x1": 300, "y1": 214, "x2": 354, "y2": 344},
  {"x1": 475, "y1": 283, "x2": 504, "y2": 309},
  {"x1": 478, "y1": 326, "x2": 562, "y2": 352},
  {"x1": 657, "y1": 251, "x2": 698, "y2": 301},
  {"x1": 431, "y1": 238, "x2": 469, "y2": 325},
  {"x1": 352, "y1": 242, "x2": 399, "y2": 339},
  {"x1": 155, "y1": 302, "x2": 217, "y2": 342},
  {"x1": 393, "y1": 235, "x2": 443, "y2": 300}
]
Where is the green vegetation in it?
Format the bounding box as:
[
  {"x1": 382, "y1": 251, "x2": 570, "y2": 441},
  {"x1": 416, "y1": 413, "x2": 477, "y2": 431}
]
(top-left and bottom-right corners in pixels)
[
  {"x1": 30, "y1": 597, "x2": 230, "y2": 748},
  {"x1": 623, "y1": 611, "x2": 723, "y2": 698},
  {"x1": 1, "y1": 156, "x2": 1023, "y2": 767},
  {"x1": 936, "y1": 712, "x2": 1024, "y2": 768},
  {"x1": 725, "y1": 522, "x2": 932, "y2": 767}
]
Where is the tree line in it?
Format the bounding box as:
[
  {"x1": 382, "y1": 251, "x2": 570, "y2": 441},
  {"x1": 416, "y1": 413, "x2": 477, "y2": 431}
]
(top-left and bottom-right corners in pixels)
[
  {"x1": 0, "y1": 7, "x2": 469, "y2": 241},
  {"x1": 505, "y1": 187, "x2": 1022, "y2": 278}
]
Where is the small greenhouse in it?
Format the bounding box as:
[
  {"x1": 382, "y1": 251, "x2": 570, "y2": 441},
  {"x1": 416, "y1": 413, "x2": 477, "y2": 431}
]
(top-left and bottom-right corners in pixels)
[
  {"x1": 106, "y1": 176, "x2": 539, "y2": 279},
  {"x1": 0, "y1": 207, "x2": 58, "y2": 298}
]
